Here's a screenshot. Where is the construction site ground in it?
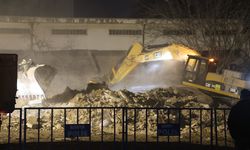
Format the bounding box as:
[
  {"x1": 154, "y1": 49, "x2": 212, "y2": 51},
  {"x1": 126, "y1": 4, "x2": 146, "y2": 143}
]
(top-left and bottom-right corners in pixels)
[
  {"x1": 0, "y1": 142, "x2": 233, "y2": 150},
  {"x1": 0, "y1": 50, "x2": 238, "y2": 149}
]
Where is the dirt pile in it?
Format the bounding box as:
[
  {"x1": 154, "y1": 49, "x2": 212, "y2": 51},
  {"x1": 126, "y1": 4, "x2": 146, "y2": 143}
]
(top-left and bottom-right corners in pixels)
[
  {"x1": 1, "y1": 87, "x2": 233, "y2": 145},
  {"x1": 44, "y1": 87, "x2": 214, "y2": 108}
]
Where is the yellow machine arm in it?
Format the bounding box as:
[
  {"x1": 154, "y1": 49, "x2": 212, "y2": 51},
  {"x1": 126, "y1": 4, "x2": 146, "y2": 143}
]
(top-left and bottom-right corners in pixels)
[
  {"x1": 109, "y1": 42, "x2": 200, "y2": 84},
  {"x1": 89, "y1": 42, "x2": 245, "y2": 100}
]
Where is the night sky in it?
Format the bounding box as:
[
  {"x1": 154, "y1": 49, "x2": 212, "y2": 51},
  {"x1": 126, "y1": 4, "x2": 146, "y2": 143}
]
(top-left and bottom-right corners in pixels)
[
  {"x1": 0, "y1": 0, "x2": 141, "y2": 18},
  {"x1": 0, "y1": 0, "x2": 249, "y2": 19},
  {"x1": 74, "y1": 0, "x2": 140, "y2": 18}
]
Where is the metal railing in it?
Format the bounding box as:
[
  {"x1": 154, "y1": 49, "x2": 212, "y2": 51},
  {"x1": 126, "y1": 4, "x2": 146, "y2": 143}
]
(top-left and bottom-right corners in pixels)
[
  {"x1": 0, "y1": 107, "x2": 232, "y2": 147},
  {"x1": 0, "y1": 108, "x2": 22, "y2": 144}
]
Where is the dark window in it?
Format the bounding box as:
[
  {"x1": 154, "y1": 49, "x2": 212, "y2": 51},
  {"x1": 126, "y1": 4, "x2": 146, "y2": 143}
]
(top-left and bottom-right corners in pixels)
[
  {"x1": 163, "y1": 30, "x2": 193, "y2": 35},
  {"x1": 0, "y1": 28, "x2": 30, "y2": 34},
  {"x1": 109, "y1": 29, "x2": 142, "y2": 35},
  {"x1": 52, "y1": 29, "x2": 87, "y2": 35}
]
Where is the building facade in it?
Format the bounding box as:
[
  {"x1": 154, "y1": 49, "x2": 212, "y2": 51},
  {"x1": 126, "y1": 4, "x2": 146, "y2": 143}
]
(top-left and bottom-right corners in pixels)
[
  {"x1": 0, "y1": 16, "x2": 179, "y2": 52},
  {"x1": 1, "y1": 16, "x2": 248, "y2": 52}
]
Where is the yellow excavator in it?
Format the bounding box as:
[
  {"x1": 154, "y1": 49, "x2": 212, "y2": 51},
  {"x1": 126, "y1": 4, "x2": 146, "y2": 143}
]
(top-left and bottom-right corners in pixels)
[{"x1": 87, "y1": 42, "x2": 250, "y2": 100}]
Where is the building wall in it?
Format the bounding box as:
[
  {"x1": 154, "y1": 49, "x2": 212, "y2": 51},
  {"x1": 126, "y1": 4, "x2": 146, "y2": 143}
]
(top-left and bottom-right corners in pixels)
[
  {"x1": 33, "y1": 23, "x2": 143, "y2": 51},
  {"x1": 0, "y1": 17, "x2": 203, "y2": 52},
  {"x1": 0, "y1": 17, "x2": 146, "y2": 51},
  {"x1": 0, "y1": 22, "x2": 31, "y2": 50},
  {"x1": 0, "y1": 17, "x2": 248, "y2": 52}
]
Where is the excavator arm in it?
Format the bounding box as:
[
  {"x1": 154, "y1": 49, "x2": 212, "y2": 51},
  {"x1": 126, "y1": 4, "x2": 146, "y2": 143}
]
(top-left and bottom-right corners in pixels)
[
  {"x1": 87, "y1": 41, "x2": 250, "y2": 95},
  {"x1": 109, "y1": 43, "x2": 143, "y2": 84},
  {"x1": 108, "y1": 42, "x2": 201, "y2": 85}
]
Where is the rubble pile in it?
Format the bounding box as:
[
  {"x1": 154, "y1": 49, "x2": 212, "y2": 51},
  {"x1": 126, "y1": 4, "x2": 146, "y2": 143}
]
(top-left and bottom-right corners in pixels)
[
  {"x1": 0, "y1": 87, "x2": 232, "y2": 144},
  {"x1": 42, "y1": 87, "x2": 230, "y2": 143},
  {"x1": 47, "y1": 87, "x2": 212, "y2": 108}
]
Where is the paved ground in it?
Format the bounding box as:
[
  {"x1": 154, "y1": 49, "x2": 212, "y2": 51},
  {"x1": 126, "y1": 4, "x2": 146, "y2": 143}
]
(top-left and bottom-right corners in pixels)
[{"x1": 0, "y1": 142, "x2": 234, "y2": 150}]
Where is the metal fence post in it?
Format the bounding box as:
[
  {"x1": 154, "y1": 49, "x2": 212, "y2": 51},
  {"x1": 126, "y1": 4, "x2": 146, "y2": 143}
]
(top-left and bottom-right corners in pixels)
[
  {"x1": 122, "y1": 107, "x2": 128, "y2": 150},
  {"x1": 77, "y1": 108, "x2": 79, "y2": 142},
  {"x1": 210, "y1": 109, "x2": 214, "y2": 147},
  {"x1": 214, "y1": 109, "x2": 218, "y2": 146},
  {"x1": 114, "y1": 108, "x2": 116, "y2": 143},
  {"x1": 125, "y1": 107, "x2": 128, "y2": 145},
  {"x1": 89, "y1": 108, "x2": 92, "y2": 142},
  {"x1": 145, "y1": 108, "x2": 148, "y2": 143},
  {"x1": 189, "y1": 108, "x2": 192, "y2": 143},
  {"x1": 178, "y1": 108, "x2": 181, "y2": 143},
  {"x1": 8, "y1": 112, "x2": 11, "y2": 144},
  {"x1": 38, "y1": 109, "x2": 40, "y2": 143},
  {"x1": 223, "y1": 109, "x2": 228, "y2": 147},
  {"x1": 51, "y1": 108, "x2": 53, "y2": 142},
  {"x1": 24, "y1": 108, "x2": 27, "y2": 144},
  {"x1": 64, "y1": 108, "x2": 66, "y2": 142},
  {"x1": 19, "y1": 109, "x2": 22, "y2": 144},
  {"x1": 167, "y1": 108, "x2": 170, "y2": 143},
  {"x1": 200, "y1": 109, "x2": 203, "y2": 145},
  {"x1": 122, "y1": 108, "x2": 124, "y2": 144},
  {"x1": 101, "y1": 108, "x2": 104, "y2": 143},
  {"x1": 134, "y1": 108, "x2": 136, "y2": 142},
  {"x1": 156, "y1": 108, "x2": 159, "y2": 143}
]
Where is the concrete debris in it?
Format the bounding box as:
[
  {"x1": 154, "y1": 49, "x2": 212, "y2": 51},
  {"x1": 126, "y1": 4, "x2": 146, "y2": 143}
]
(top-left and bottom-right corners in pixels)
[
  {"x1": 45, "y1": 87, "x2": 79, "y2": 103},
  {"x1": 2, "y1": 87, "x2": 233, "y2": 144},
  {"x1": 61, "y1": 87, "x2": 217, "y2": 109}
]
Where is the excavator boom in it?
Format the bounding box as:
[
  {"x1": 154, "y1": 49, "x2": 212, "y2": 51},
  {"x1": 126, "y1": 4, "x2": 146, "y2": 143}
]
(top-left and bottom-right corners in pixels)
[
  {"x1": 109, "y1": 43, "x2": 200, "y2": 85},
  {"x1": 88, "y1": 42, "x2": 244, "y2": 100}
]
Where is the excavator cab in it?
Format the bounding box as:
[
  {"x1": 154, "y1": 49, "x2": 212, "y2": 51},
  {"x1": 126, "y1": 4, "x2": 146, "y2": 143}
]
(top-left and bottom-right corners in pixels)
[
  {"x1": 183, "y1": 55, "x2": 242, "y2": 100},
  {"x1": 183, "y1": 55, "x2": 210, "y2": 85}
]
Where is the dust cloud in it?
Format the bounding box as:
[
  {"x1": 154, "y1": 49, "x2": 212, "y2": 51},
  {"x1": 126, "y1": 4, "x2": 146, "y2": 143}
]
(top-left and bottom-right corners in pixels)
[
  {"x1": 110, "y1": 60, "x2": 185, "y2": 92},
  {"x1": 15, "y1": 49, "x2": 186, "y2": 98},
  {"x1": 15, "y1": 50, "x2": 124, "y2": 98}
]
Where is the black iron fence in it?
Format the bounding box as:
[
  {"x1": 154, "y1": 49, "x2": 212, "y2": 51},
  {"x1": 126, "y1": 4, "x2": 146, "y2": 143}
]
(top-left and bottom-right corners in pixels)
[
  {"x1": 0, "y1": 108, "x2": 22, "y2": 144},
  {"x1": 0, "y1": 107, "x2": 232, "y2": 147}
]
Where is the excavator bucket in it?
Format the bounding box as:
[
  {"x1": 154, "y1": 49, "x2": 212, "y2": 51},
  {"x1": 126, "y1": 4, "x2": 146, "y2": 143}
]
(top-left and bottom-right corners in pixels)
[
  {"x1": 17, "y1": 62, "x2": 56, "y2": 100},
  {"x1": 34, "y1": 65, "x2": 57, "y2": 96}
]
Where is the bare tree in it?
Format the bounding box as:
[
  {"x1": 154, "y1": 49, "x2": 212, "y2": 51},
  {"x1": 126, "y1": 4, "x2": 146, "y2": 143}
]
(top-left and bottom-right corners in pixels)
[{"x1": 139, "y1": 0, "x2": 250, "y2": 72}]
